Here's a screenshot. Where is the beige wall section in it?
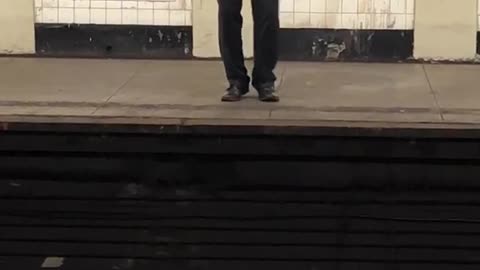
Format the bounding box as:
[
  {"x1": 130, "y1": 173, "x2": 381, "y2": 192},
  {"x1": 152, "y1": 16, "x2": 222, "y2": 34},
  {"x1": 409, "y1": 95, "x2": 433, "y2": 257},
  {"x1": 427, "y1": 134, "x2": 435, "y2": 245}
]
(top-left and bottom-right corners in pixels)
[
  {"x1": 0, "y1": 0, "x2": 35, "y2": 54},
  {"x1": 414, "y1": 0, "x2": 477, "y2": 60},
  {"x1": 193, "y1": 0, "x2": 253, "y2": 58}
]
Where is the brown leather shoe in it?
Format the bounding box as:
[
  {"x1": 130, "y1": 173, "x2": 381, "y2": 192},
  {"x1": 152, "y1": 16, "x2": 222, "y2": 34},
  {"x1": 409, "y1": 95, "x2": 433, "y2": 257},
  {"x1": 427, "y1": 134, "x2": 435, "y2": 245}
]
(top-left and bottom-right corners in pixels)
[
  {"x1": 221, "y1": 84, "x2": 249, "y2": 102},
  {"x1": 256, "y1": 83, "x2": 279, "y2": 102}
]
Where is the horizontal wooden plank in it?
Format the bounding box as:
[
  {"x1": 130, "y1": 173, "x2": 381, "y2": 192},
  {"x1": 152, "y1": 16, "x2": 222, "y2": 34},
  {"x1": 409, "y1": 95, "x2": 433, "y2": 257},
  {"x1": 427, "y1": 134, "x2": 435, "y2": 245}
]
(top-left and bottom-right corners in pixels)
[
  {"x1": 3, "y1": 179, "x2": 480, "y2": 203},
  {"x1": 0, "y1": 241, "x2": 479, "y2": 262},
  {"x1": 3, "y1": 215, "x2": 480, "y2": 234},
  {"x1": 1, "y1": 256, "x2": 480, "y2": 270},
  {"x1": 1, "y1": 226, "x2": 480, "y2": 249},
  {"x1": 3, "y1": 157, "x2": 480, "y2": 188},
  {"x1": 0, "y1": 134, "x2": 479, "y2": 161},
  {"x1": 0, "y1": 198, "x2": 479, "y2": 223},
  {"x1": 2, "y1": 179, "x2": 480, "y2": 202}
]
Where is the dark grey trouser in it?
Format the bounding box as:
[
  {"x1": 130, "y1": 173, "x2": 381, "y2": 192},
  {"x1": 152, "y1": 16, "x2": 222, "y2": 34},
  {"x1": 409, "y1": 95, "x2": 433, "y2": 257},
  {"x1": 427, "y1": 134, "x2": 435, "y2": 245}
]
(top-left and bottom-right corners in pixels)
[{"x1": 218, "y1": 0, "x2": 279, "y2": 88}]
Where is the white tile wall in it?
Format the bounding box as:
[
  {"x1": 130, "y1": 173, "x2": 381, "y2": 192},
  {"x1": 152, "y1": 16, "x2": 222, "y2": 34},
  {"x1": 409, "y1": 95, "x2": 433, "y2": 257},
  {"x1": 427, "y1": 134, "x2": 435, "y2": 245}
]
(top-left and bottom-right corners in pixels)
[
  {"x1": 280, "y1": 0, "x2": 415, "y2": 29},
  {"x1": 35, "y1": 0, "x2": 192, "y2": 26},
  {"x1": 35, "y1": 0, "x2": 415, "y2": 29},
  {"x1": 478, "y1": 0, "x2": 480, "y2": 29}
]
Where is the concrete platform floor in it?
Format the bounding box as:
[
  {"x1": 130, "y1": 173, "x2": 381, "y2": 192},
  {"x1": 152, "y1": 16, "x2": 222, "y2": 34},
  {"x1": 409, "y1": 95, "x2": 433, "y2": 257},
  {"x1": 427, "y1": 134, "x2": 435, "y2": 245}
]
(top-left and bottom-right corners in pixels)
[{"x1": 1, "y1": 57, "x2": 480, "y2": 127}]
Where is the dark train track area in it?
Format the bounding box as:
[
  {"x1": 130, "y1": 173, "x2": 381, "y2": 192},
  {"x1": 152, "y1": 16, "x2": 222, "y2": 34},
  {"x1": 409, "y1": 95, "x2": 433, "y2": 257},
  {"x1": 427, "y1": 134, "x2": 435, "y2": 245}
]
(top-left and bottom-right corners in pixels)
[{"x1": 1, "y1": 118, "x2": 480, "y2": 269}]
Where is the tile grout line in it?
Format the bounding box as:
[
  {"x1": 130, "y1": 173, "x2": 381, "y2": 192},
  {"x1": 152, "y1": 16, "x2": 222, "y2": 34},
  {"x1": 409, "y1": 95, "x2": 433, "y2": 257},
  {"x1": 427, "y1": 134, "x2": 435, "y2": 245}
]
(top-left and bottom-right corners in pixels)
[
  {"x1": 90, "y1": 62, "x2": 146, "y2": 115},
  {"x1": 422, "y1": 64, "x2": 445, "y2": 121}
]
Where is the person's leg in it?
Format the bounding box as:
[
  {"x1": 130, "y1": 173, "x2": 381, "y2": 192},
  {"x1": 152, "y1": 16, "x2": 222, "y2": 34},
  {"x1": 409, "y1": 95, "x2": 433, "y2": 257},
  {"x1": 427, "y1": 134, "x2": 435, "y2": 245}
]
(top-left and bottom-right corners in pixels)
[
  {"x1": 218, "y1": 0, "x2": 249, "y2": 92},
  {"x1": 251, "y1": 0, "x2": 279, "y2": 88}
]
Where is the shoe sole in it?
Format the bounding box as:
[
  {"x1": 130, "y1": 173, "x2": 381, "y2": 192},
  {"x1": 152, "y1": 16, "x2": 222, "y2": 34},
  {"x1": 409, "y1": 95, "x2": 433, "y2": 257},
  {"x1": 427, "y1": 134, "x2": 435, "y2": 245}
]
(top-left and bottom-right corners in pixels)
[
  {"x1": 221, "y1": 91, "x2": 249, "y2": 102},
  {"x1": 221, "y1": 97, "x2": 242, "y2": 102},
  {"x1": 259, "y1": 96, "x2": 280, "y2": 102}
]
